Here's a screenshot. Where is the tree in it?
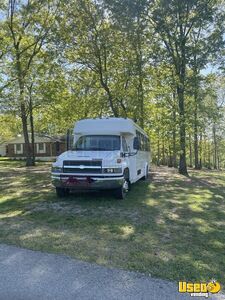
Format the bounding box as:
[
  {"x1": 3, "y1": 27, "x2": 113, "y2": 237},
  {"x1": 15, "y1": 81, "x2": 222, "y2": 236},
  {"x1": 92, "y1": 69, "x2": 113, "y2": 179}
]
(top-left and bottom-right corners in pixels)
[
  {"x1": 103, "y1": 0, "x2": 150, "y2": 127},
  {"x1": 148, "y1": 0, "x2": 223, "y2": 175},
  {"x1": 188, "y1": 5, "x2": 224, "y2": 169},
  {"x1": 58, "y1": 0, "x2": 148, "y2": 119},
  {"x1": 4, "y1": 0, "x2": 59, "y2": 166},
  {"x1": 0, "y1": 113, "x2": 21, "y2": 142}
]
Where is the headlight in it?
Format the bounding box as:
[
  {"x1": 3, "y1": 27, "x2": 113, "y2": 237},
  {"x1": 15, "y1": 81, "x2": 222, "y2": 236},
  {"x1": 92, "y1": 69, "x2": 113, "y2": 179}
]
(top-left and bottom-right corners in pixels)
[
  {"x1": 51, "y1": 166, "x2": 62, "y2": 173},
  {"x1": 103, "y1": 168, "x2": 122, "y2": 174}
]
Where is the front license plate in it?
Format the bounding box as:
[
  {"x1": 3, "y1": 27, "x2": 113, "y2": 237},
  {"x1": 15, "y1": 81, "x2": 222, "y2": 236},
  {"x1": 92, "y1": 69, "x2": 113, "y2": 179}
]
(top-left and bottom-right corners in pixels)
[{"x1": 61, "y1": 176, "x2": 93, "y2": 186}]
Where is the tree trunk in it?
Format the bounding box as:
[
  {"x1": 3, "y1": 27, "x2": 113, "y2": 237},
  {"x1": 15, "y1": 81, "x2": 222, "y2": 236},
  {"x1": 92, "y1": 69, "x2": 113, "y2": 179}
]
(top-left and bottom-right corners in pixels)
[
  {"x1": 208, "y1": 141, "x2": 211, "y2": 169},
  {"x1": 189, "y1": 132, "x2": 193, "y2": 167},
  {"x1": 203, "y1": 134, "x2": 206, "y2": 167},
  {"x1": 168, "y1": 145, "x2": 173, "y2": 167},
  {"x1": 157, "y1": 133, "x2": 160, "y2": 166},
  {"x1": 172, "y1": 129, "x2": 177, "y2": 168},
  {"x1": 172, "y1": 103, "x2": 177, "y2": 168},
  {"x1": 21, "y1": 101, "x2": 33, "y2": 166},
  {"x1": 28, "y1": 85, "x2": 35, "y2": 166},
  {"x1": 193, "y1": 54, "x2": 200, "y2": 170},
  {"x1": 137, "y1": 27, "x2": 144, "y2": 127},
  {"x1": 213, "y1": 123, "x2": 217, "y2": 169},
  {"x1": 177, "y1": 85, "x2": 188, "y2": 175},
  {"x1": 218, "y1": 140, "x2": 220, "y2": 169},
  {"x1": 98, "y1": 51, "x2": 118, "y2": 117},
  {"x1": 162, "y1": 137, "x2": 165, "y2": 165},
  {"x1": 177, "y1": 39, "x2": 188, "y2": 176},
  {"x1": 138, "y1": 75, "x2": 144, "y2": 128},
  {"x1": 16, "y1": 51, "x2": 33, "y2": 166},
  {"x1": 199, "y1": 132, "x2": 202, "y2": 169},
  {"x1": 194, "y1": 107, "x2": 199, "y2": 169},
  {"x1": 18, "y1": 80, "x2": 32, "y2": 166},
  {"x1": 100, "y1": 79, "x2": 118, "y2": 117},
  {"x1": 29, "y1": 106, "x2": 35, "y2": 166}
]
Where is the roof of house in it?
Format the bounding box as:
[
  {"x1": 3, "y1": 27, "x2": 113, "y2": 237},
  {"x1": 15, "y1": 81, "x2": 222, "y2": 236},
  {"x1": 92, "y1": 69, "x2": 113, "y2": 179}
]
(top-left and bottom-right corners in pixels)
[
  {"x1": 6, "y1": 133, "x2": 65, "y2": 144},
  {"x1": 0, "y1": 141, "x2": 7, "y2": 146}
]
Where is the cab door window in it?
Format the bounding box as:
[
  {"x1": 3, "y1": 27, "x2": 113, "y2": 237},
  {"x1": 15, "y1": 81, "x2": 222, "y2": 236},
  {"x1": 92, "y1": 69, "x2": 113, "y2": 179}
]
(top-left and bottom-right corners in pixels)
[{"x1": 122, "y1": 136, "x2": 128, "y2": 152}]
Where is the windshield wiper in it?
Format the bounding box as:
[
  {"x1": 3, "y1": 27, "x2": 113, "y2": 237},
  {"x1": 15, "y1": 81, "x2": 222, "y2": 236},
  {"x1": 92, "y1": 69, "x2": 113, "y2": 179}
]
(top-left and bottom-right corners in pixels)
[
  {"x1": 73, "y1": 147, "x2": 101, "y2": 151},
  {"x1": 89, "y1": 147, "x2": 103, "y2": 150},
  {"x1": 73, "y1": 147, "x2": 117, "y2": 151}
]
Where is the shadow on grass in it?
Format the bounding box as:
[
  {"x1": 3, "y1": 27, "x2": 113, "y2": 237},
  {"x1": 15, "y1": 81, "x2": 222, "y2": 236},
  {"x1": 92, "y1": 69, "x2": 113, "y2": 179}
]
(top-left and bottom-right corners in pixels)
[{"x1": 0, "y1": 164, "x2": 225, "y2": 285}]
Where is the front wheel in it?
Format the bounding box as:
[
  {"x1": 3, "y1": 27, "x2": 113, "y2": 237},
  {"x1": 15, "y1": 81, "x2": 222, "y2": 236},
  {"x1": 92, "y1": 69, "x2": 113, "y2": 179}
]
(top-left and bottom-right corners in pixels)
[
  {"x1": 56, "y1": 187, "x2": 70, "y2": 198},
  {"x1": 114, "y1": 177, "x2": 129, "y2": 200}
]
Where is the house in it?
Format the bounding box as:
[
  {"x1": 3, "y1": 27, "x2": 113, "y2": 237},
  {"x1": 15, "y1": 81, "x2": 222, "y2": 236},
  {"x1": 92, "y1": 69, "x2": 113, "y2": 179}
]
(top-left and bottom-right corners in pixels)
[{"x1": 5, "y1": 134, "x2": 66, "y2": 160}]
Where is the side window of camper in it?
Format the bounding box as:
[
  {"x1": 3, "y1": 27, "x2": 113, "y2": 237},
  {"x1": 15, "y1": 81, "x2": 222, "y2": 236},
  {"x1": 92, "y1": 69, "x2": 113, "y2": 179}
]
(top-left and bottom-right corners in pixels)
[
  {"x1": 122, "y1": 136, "x2": 128, "y2": 152},
  {"x1": 141, "y1": 134, "x2": 145, "y2": 151},
  {"x1": 144, "y1": 136, "x2": 149, "y2": 151},
  {"x1": 143, "y1": 136, "x2": 146, "y2": 151},
  {"x1": 136, "y1": 130, "x2": 149, "y2": 151},
  {"x1": 146, "y1": 138, "x2": 150, "y2": 151},
  {"x1": 136, "y1": 131, "x2": 141, "y2": 150}
]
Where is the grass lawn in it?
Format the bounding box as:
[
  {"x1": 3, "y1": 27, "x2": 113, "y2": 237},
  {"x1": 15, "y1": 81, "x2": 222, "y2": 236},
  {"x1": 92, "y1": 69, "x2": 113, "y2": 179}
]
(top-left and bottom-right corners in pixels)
[{"x1": 0, "y1": 160, "x2": 225, "y2": 285}]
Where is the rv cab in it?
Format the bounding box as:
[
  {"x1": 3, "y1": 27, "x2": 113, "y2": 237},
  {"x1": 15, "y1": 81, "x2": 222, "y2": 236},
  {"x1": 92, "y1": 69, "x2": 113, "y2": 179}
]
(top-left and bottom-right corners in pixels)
[{"x1": 51, "y1": 118, "x2": 150, "y2": 199}]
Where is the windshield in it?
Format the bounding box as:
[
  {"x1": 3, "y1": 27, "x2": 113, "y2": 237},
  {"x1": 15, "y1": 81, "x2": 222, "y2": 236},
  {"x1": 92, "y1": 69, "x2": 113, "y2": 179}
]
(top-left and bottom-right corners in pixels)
[{"x1": 73, "y1": 135, "x2": 120, "y2": 151}]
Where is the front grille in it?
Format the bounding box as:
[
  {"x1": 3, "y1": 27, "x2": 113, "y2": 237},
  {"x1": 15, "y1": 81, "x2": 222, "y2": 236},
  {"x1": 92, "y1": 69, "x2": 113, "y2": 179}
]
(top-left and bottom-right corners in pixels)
[
  {"x1": 63, "y1": 160, "x2": 101, "y2": 167},
  {"x1": 63, "y1": 168, "x2": 102, "y2": 174},
  {"x1": 63, "y1": 160, "x2": 102, "y2": 174}
]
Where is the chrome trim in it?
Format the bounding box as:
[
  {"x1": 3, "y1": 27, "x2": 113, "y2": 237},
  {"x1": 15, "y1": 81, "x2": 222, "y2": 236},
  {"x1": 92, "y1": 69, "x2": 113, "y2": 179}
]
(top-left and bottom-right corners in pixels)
[
  {"x1": 51, "y1": 174, "x2": 123, "y2": 180},
  {"x1": 51, "y1": 172, "x2": 123, "y2": 178},
  {"x1": 51, "y1": 174, "x2": 124, "y2": 189},
  {"x1": 51, "y1": 175, "x2": 61, "y2": 179},
  {"x1": 63, "y1": 165, "x2": 101, "y2": 169}
]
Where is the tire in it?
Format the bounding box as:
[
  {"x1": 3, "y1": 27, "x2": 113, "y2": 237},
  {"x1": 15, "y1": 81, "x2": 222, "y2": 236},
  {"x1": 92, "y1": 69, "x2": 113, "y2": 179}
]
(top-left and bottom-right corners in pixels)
[
  {"x1": 141, "y1": 165, "x2": 149, "y2": 180},
  {"x1": 127, "y1": 180, "x2": 131, "y2": 191},
  {"x1": 56, "y1": 187, "x2": 70, "y2": 198},
  {"x1": 114, "y1": 175, "x2": 129, "y2": 200}
]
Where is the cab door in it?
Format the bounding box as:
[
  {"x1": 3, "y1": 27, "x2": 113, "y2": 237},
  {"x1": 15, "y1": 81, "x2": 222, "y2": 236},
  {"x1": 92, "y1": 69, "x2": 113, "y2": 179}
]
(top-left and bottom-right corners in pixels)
[
  {"x1": 121, "y1": 136, "x2": 130, "y2": 175},
  {"x1": 135, "y1": 132, "x2": 143, "y2": 179},
  {"x1": 124, "y1": 136, "x2": 138, "y2": 183}
]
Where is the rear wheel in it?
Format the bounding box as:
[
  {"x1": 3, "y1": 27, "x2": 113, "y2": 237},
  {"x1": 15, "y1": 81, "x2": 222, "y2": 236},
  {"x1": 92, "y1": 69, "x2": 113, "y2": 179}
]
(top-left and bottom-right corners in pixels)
[
  {"x1": 141, "y1": 165, "x2": 149, "y2": 180},
  {"x1": 56, "y1": 187, "x2": 70, "y2": 198}
]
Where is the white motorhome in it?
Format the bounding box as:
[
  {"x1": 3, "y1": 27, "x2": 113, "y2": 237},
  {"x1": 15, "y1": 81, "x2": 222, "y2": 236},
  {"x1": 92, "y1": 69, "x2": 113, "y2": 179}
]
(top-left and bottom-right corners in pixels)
[{"x1": 51, "y1": 118, "x2": 150, "y2": 199}]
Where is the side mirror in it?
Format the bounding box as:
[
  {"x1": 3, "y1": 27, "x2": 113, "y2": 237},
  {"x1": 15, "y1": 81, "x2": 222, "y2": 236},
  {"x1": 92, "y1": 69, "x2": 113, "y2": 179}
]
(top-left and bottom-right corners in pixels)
[{"x1": 133, "y1": 137, "x2": 140, "y2": 150}]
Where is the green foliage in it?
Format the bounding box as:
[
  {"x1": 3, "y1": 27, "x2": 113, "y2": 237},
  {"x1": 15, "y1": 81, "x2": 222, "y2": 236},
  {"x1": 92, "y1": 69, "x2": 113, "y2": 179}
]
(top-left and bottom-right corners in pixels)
[
  {"x1": 0, "y1": 114, "x2": 21, "y2": 142},
  {"x1": 0, "y1": 0, "x2": 225, "y2": 169}
]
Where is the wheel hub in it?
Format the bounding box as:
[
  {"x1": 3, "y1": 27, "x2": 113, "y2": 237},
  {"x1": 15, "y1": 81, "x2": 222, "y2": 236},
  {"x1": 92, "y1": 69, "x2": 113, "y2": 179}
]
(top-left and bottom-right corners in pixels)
[{"x1": 123, "y1": 180, "x2": 129, "y2": 192}]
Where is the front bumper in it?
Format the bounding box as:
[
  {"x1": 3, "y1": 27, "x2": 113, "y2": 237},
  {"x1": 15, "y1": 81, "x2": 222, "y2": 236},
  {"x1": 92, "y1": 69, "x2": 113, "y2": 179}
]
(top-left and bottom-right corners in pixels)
[{"x1": 51, "y1": 173, "x2": 124, "y2": 190}]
